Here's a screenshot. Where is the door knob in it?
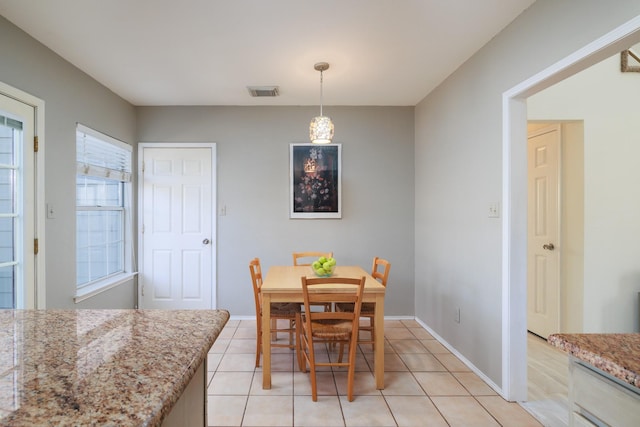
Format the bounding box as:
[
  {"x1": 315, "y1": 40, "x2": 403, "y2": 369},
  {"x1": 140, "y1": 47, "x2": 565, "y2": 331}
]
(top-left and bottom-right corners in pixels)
[
  {"x1": 542, "y1": 243, "x2": 555, "y2": 250},
  {"x1": 202, "y1": 238, "x2": 210, "y2": 245}
]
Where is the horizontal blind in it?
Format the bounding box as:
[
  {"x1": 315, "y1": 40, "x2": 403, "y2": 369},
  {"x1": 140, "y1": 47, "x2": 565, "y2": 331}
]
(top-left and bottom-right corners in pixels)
[{"x1": 76, "y1": 124, "x2": 132, "y2": 182}]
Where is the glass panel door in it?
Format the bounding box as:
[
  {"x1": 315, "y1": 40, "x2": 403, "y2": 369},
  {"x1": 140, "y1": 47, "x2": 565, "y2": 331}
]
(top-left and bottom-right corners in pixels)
[
  {"x1": 0, "y1": 92, "x2": 35, "y2": 308},
  {"x1": 0, "y1": 116, "x2": 20, "y2": 307}
]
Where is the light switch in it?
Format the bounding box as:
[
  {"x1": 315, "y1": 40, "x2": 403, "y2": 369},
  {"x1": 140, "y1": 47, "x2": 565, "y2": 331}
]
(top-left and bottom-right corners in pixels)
[
  {"x1": 488, "y1": 203, "x2": 500, "y2": 218},
  {"x1": 46, "y1": 203, "x2": 55, "y2": 219}
]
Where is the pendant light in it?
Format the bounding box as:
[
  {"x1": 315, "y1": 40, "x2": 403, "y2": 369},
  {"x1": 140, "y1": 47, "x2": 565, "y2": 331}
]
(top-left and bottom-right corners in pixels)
[{"x1": 309, "y1": 62, "x2": 334, "y2": 144}]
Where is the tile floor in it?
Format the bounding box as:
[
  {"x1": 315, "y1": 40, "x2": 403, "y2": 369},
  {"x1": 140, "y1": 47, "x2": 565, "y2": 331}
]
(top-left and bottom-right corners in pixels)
[{"x1": 206, "y1": 318, "x2": 543, "y2": 427}]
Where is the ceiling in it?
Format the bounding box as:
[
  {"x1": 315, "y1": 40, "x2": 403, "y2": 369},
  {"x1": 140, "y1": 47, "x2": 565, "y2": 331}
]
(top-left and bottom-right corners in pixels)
[{"x1": 0, "y1": 0, "x2": 536, "y2": 107}]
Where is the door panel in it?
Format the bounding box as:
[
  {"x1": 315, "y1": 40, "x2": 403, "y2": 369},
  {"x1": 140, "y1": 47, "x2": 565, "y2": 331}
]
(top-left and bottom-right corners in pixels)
[
  {"x1": 139, "y1": 145, "x2": 216, "y2": 309},
  {"x1": 0, "y1": 93, "x2": 35, "y2": 309},
  {"x1": 527, "y1": 125, "x2": 560, "y2": 337}
]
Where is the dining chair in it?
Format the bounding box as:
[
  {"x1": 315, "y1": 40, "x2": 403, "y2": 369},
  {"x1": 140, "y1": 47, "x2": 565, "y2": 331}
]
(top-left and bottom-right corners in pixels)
[
  {"x1": 249, "y1": 258, "x2": 301, "y2": 367},
  {"x1": 292, "y1": 251, "x2": 334, "y2": 266},
  {"x1": 337, "y1": 256, "x2": 390, "y2": 350},
  {"x1": 293, "y1": 251, "x2": 334, "y2": 312},
  {"x1": 296, "y1": 275, "x2": 365, "y2": 402}
]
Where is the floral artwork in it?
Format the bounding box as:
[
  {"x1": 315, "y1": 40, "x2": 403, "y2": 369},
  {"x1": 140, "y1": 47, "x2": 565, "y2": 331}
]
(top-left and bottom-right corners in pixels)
[{"x1": 290, "y1": 143, "x2": 341, "y2": 219}]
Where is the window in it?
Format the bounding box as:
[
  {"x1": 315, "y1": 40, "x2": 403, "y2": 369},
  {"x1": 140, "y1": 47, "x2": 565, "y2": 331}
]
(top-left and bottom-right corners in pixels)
[{"x1": 76, "y1": 124, "x2": 133, "y2": 299}]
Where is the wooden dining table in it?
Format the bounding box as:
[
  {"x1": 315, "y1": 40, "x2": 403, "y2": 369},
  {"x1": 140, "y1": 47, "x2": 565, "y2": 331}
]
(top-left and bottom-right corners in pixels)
[{"x1": 261, "y1": 264, "x2": 386, "y2": 390}]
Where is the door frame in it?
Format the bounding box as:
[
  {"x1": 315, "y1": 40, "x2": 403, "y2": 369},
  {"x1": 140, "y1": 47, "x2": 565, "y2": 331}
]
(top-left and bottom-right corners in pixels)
[
  {"x1": 501, "y1": 16, "x2": 640, "y2": 401},
  {"x1": 0, "y1": 81, "x2": 46, "y2": 308},
  {"x1": 137, "y1": 142, "x2": 217, "y2": 309}
]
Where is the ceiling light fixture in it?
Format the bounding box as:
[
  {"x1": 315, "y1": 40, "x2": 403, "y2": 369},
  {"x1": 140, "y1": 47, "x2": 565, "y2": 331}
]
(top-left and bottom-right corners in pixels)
[{"x1": 309, "y1": 62, "x2": 334, "y2": 144}]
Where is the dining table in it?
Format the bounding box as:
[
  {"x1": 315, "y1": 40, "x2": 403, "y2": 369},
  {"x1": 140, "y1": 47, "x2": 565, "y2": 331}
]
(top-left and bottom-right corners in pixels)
[{"x1": 261, "y1": 264, "x2": 386, "y2": 390}]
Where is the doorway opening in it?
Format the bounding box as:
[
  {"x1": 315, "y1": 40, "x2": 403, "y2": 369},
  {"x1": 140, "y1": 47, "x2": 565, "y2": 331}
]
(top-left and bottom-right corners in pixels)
[{"x1": 502, "y1": 16, "x2": 640, "y2": 402}]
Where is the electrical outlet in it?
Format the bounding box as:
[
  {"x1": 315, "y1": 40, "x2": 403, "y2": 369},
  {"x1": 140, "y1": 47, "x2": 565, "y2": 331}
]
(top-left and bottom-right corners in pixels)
[{"x1": 455, "y1": 308, "x2": 461, "y2": 323}]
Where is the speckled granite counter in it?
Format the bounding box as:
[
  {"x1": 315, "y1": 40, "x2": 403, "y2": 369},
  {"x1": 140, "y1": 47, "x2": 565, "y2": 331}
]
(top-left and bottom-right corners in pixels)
[
  {"x1": 0, "y1": 309, "x2": 229, "y2": 426},
  {"x1": 548, "y1": 333, "x2": 640, "y2": 388}
]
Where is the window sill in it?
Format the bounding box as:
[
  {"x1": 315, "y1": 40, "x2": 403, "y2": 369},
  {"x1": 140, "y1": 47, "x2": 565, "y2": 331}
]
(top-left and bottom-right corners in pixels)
[{"x1": 74, "y1": 272, "x2": 138, "y2": 304}]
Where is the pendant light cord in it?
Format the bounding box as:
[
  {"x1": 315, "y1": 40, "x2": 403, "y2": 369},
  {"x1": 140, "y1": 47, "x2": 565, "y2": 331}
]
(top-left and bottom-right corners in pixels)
[{"x1": 319, "y1": 69, "x2": 324, "y2": 116}]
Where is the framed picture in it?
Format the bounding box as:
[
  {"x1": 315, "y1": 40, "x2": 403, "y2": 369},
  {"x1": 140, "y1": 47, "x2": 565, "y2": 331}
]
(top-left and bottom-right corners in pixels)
[
  {"x1": 290, "y1": 143, "x2": 341, "y2": 219},
  {"x1": 621, "y1": 48, "x2": 640, "y2": 72}
]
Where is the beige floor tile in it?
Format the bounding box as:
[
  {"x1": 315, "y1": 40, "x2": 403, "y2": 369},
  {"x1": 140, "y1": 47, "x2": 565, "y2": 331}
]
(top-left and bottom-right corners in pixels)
[
  {"x1": 476, "y1": 396, "x2": 543, "y2": 427},
  {"x1": 334, "y1": 371, "x2": 381, "y2": 397},
  {"x1": 359, "y1": 339, "x2": 396, "y2": 354},
  {"x1": 294, "y1": 371, "x2": 338, "y2": 396},
  {"x1": 420, "y1": 339, "x2": 449, "y2": 354},
  {"x1": 217, "y1": 326, "x2": 237, "y2": 339},
  {"x1": 434, "y1": 353, "x2": 471, "y2": 372},
  {"x1": 218, "y1": 353, "x2": 257, "y2": 371},
  {"x1": 380, "y1": 371, "x2": 425, "y2": 396},
  {"x1": 340, "y1": 395, "x2": 396, "y2": 427},
  {"x1": 453, "y1": 372, "x2": 497, "y2": 396},
  {"x1": 239, "y1": 319, "x2": 257, "y2": 328},
  {"x1": 400, "y1": 319, "x2": 421, "y2": 328},
  {"x1": 233, "y1": 327, "x2": 257, "y2": 339},
  {"x1": 385, "y1": 396, "x2": 448, "y2": 427},
  {"x1": 408, "y1": 327, "x2": 434, "y2": 340},
  {"x1": 399, "y1": 353, "x2": 447, "y2": 371},
  {"x1": 367, "y1": 352, "x2": 408, "y2": 372},
  {"x1": 227, "y1": 338, "x2": 256, "y2": 353},
  {"x1": 388, "y1": 339, "x2": 428, "y2": 353},
  {"x1": 293, "y1": 395, "x2": 345, "y2": 426},
  {"x1": 207, "y1": 353, "x2": 223, "y2": 372},
  {"x1": 270, "y1": 353, "x2": 295, "y2": 372},
  {"x1": 210, "y1": 338, "x2": 231, "y2": 354},
  {"x1": 431, "y1": 396, "x2": 501, "y2": 427},
  {"x1": 414, "y1": 372, "x2": 470, "y2": 396},
  {"x1": 384, "y1": 327, "x2": 417, "y2": 340},
  {"x1": 383, "y1": 320, "x2": 407, "y2": 328},
  {"x1": 208, "y1": 371, "x2": 254, "y2": 395},
  {"x1": 207, "y1": 395, "x2": 247, "y2": 427},
  {"x1": 242, "y1": 395, "x2": 293, "y2": 426},
  {"x1": 249, "y1": 371, "x2": 293, "y2": 396}
]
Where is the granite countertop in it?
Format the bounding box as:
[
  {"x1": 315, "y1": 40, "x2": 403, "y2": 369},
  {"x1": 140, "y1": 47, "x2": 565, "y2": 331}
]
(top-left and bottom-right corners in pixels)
[
  {"x1": 0, "y1": 309, "x2": 229, "y2": 426},
  {"x1": 548, "y1": 333, "x2": 640, "y2": 388}
]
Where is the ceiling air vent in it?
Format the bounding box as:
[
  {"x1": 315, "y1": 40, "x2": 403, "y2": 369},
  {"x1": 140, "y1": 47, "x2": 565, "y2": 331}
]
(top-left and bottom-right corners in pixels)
[{"x1": 247, "y1": 86, "x2": 280, "y2": 97}]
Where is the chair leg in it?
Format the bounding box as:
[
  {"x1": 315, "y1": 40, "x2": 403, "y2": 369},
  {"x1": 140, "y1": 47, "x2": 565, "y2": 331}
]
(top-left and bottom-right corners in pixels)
[
  {"x1": 369, "y1": 316, "x2": 375, "y2": 351},
  {"x1": 255, "y1": 317, "x2": 262, "y2": 368}
]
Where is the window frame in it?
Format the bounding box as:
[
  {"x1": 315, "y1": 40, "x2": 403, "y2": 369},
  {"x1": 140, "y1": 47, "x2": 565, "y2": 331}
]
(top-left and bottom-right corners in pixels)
[{"x1": 74, "y1": 124, "x2": 135, "y2": 303}]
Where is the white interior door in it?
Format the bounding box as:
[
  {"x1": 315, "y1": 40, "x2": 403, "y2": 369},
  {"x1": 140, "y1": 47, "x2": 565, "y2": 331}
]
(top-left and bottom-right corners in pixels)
[
  {"x1": 139, "y1": 143, "x2": 216, "y2": 309},
  {"x1": 0, "y1": 93, "x2": 35, "y2": 309},
  {"x1": 527, "y1": 125, "x2": 560, "y2": 338}
]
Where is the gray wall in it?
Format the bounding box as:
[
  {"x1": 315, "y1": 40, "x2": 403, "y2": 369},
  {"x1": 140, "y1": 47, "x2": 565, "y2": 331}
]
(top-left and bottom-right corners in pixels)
[
  {"x1": 136, "y1": 106, "x2": 415, "y2": 316},
  {"x1": 414, "y1": 0, "x2": 640, "y2": 387},
  {"x1": 0, "y1": 16, "x2": 137, "y2": 308}
]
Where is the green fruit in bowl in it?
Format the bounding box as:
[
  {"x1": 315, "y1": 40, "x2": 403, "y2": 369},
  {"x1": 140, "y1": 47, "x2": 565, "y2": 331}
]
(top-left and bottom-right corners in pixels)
[
  {"x1": 312, "y1": 260, "x2": 322, "y2": 269},
  {"x1": 323, "y1": 262, "x2": 332, "y2": 270},
  {"x1": 318, "y1": 256, "x2": 327, "y2": 264}
]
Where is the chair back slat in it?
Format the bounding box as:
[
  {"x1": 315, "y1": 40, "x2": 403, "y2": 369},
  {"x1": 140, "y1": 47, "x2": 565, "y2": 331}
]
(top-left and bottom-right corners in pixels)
[
  {"x1": 292, "y1": 251, "x2": 334, "y2": 266},
  {"x1": 371, "y1": 257, "x2": 391, "y2": 286}
]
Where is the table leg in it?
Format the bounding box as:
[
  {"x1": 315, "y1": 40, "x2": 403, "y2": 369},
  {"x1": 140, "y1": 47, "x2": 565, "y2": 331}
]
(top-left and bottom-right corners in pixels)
[
  {"x1": 374, "y1": 294, "x2": 385, "y2": 389},
  {"x1": 262, "y1": 294, "x2": 272, "y2": 389}
]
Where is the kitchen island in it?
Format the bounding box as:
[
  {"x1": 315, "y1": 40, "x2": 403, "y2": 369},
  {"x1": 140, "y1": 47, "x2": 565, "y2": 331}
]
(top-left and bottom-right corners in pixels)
[
  {"x1": 548, "y1": 333, "x2": 640, "y2": 426},
  {"x1": 0, "y1": 309, "x2": 229, "y2": 426}
]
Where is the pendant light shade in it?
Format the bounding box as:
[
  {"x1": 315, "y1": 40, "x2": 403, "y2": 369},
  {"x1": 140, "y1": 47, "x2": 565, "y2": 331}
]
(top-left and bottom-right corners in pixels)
[{"x1": 310, "y1": 62, "x2": 334, "y2": 144}]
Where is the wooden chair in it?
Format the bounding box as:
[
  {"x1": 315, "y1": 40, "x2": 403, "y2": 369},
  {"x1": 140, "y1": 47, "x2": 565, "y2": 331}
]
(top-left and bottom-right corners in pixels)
[
  {"x1": 293, "y1": 251, "x2": 334, "y2": 312},
  {"x1": 337, "y1": 257, "x2": 390, "y2": 350},
  {"x1": 292, "y1": 251, "x2": 334, "y2": 266},
  {"x1": 249, "y1": 258, "x2": 301, "y2": 367},
  {"x1": 296, "y1": 275, "x2": 365, "y2": 402}
]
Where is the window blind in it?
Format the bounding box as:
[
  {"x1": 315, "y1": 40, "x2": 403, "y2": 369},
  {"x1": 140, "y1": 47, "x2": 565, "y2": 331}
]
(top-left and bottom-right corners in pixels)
[{"x1": 76, "y1": 124, "x2": 132, "y2": 182}]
